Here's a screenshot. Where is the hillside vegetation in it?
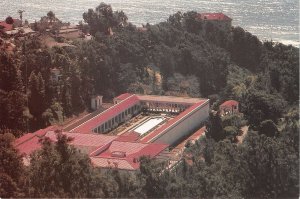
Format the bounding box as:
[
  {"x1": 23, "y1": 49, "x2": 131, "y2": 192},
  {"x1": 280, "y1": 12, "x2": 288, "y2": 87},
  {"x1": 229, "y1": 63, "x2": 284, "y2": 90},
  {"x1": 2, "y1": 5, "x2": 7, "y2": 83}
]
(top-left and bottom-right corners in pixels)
[{"x1": 0, "y1": 3, "x2": 299, "y2": 198}]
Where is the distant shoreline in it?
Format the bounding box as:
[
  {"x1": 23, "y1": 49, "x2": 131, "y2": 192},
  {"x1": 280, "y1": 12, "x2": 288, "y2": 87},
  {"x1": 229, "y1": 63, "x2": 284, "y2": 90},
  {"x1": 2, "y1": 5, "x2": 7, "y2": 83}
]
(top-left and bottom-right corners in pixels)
[
  {"x1": 68, "y1": 21, "x2": 299, "y2": 47},
  {"x1": 0, "y1": 0, "x2": 298, "y2": 47}
]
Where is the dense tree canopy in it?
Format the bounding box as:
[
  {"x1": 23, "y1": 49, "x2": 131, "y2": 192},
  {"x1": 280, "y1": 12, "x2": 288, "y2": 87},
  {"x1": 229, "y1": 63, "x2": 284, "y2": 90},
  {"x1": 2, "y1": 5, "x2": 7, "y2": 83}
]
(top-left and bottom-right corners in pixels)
[
  {"x1": 0, "y1": 133, "x2": 25, "y2": 197},
  {"x1": 1, "y1": 4, "x2": 296, "y2": 135},
  {"x1": 27, "y1": 131, "x2": 101, "y2": 197},
  {"x1": 83, "y1": 3, "x2": 128, "y2": 35},
  {"x1": 0, "y1": 3, "x2": 299, "y2": 198}
]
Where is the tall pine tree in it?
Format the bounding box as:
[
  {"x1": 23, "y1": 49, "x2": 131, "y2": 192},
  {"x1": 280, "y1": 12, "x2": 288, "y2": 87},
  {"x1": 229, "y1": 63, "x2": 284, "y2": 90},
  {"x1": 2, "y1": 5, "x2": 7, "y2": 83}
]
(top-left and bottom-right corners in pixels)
[
  {"x1": 28, "y1": 71, "x2": 46, "y2": 129},
  {"x1": 0, "y1": 52, "x2": 27, "y2": 132}
]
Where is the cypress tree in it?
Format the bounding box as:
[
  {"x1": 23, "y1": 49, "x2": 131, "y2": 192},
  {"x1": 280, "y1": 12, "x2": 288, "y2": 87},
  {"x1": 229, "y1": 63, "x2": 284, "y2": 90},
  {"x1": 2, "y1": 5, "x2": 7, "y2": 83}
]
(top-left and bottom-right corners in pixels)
[
  {"x1": 0, "y1": 52, "x2": 24, "y2": 93},
  {"x1": 28, "y1": 71, "x2": 46, "y2": 128}
]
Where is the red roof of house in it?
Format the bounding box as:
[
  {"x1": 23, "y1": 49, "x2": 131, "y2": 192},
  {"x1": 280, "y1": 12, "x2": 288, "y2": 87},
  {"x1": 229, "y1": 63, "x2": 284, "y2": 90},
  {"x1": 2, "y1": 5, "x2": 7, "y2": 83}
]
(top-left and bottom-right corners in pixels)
[
  {"x1": 14, "y1": 93, "x2": 210, "y2": 170},
  {"x1": 190, "y1": 126, "x2": 206, "y2": 140},
  {"x1": 115, "y1": 132, "x2": 140, "y2": 142},
  {"x1": 0, "y1": 19, "x2": 20, "y2": 31},
  {"x1": 15, "y1": 127, "x2": 118, "y2": 155},
  {"x1": 15, "y1": 135, "x2": 42, "y2": 155},
  {"x1": 14, "y1": 133, "x2": 36, "y2": 147},
  {"x1": 220, "y1": 100, "x2": 239, "y2": 108},
  {"x1": 137, "y1": 27, "x2": 148, "y2": 32},
  {"x1": 0, "y1": 21, "x2": 13, "y2": 31},
  {"x1": 199, "y1": 13, "x2": 232, "y2": 21},
  {"x1": 99, "y1": 141, "x2": 147, "y2": 157},
  {"x1": 172, "y1": 126, "x2": 206, "y2": 153},
  {"x1": 91, "y1": 141, "x2": 168, "y2": 170},
  {"x1": 35, "y1": 125, "x2": 59, "y2": 137},
  {"x1": 46, "y1": 131, "x2": 117, "y2": 153},
  {"x1": 15, "y1": 129, "x2": 167, "y2": 170},
  {"x1": 114, "y1": 93, "x2": 132, "y2": 101},
  {"x1": 14, "y1": 126, "x2": 58, "y2": 148},
  {"x1": 141, "y1": 99, "x2": 209, "y2": 143},
  {"x1": 45, "y1": 131, "x2": 117, "y2": 152},
  {"x1": 91, "y1": 157, "x2": 137, "y2": 170},
  {"x1": 71, "y1": 95, "x2": 140, "y2": 133}
]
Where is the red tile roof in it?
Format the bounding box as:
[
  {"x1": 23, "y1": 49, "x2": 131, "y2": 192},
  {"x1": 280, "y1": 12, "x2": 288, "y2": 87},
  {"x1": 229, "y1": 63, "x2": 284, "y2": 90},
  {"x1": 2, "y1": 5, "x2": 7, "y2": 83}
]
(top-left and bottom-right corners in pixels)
[
  {"x1": 14, "y1": 126, "x2": 59, "y2": 149},
  {"x1": 0, "y1": 21, "x2": 13, "y2": 31},
  {"x1": 35, "y1": 125, "x2": 59, "y2": 137},
  {"x1": 114, "y1": 93, "x2": 132, "y2": 101},
  {"x1": 46, "y1": 131, "x2": 117, "y2": 148},
  {"x1": 14, "y1": 133, "x2": 35, "y2": 147},
  {"x1": 15, "y1": 132, "x2": 168, "y2": 170},
  {"x1": 99, "y1": 141, "x2": 147, "y2": 157},
  {"x1": 0, "y1": 18, "x2": 20, "y2": 31},
  {"x1": 115, "y1": 132, "x2": 140, "y2": 142},
  {"x1": 133, "y1": 142, "x2": 168, "y2": 158},
  {"x1": 220, "y1": 100, "x2": 239, "y2": 108},
  {"x1": 71, "y1": 95, "x2": 140, "y2": 133},
  {"x1": 199, "y1": 13, "x2": 232, "y2": 21},
  {"x1": 91, "y1": 157, "x2": 137, "y2": 170},
  {"x1": 137, "y1": 94, "x2": 202, "y2": 104},
  {"x1": 141, "y1": 99, "x2": 209, "y2": 143},
  {"x1": 172, "y1": 126, "x2": 206, "y2": 154},
  {"x1": 15, "y1": 128, "x2": 118, "y2": 155},
  {"x1": 15, "y1": 135, "x2": 42, "y2": 155},
  {"x1": 189, "y1": 126, "x2": 206, "y2": 140},
  {"x1": 45, "y1": 131, "x2": 117, "y2": 153},
  {"x1": 14, "y1": 93, "x2": 210, "y2": 170},
  {"x1": 91, "y1": 141, "x2": 168, "y2": 170}
]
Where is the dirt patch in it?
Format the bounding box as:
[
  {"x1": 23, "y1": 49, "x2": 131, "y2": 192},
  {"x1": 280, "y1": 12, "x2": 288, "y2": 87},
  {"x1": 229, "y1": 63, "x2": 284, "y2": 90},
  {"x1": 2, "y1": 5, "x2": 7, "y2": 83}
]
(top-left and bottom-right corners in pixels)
[
  {"x1": 237, "y1": 126, "x2": 249, "y2": 144},
  {"x1": 40, "y1": 34, "x2": 75, "y2": 48}
]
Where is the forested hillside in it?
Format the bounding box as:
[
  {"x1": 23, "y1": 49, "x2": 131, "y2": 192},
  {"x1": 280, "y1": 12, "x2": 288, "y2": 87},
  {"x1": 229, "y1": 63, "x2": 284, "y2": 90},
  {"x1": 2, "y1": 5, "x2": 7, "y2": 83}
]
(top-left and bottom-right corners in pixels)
[{"x1": 0, "y1": 3, "x2": 299, "y2": 198}]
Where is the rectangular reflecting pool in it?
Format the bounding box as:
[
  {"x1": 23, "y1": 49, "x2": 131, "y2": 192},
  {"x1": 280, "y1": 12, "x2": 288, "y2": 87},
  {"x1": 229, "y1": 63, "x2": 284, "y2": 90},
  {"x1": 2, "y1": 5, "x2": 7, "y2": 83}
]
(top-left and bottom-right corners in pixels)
[{"x1": 133, "y1": 117, "x2": 166, "y2": 135}]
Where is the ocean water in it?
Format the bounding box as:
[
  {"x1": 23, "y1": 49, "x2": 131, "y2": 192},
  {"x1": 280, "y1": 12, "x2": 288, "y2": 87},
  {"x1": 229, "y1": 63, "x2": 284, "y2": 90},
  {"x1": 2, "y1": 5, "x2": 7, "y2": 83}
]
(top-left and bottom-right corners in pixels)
[{"x1": 0, "y1": 0, "x2": 299, "y2": 46}]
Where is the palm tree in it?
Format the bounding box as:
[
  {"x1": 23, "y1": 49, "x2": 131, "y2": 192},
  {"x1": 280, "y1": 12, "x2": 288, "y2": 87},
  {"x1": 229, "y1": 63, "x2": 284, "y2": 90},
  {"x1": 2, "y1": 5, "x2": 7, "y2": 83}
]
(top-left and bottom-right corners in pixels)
[
  {"x1": 5, "y1": 16, "x2": 14, "y2": 25},
  {"x1": 47, "y1": 11, "x2": 55, "y2": 25},
  {"x1": 18, "y1": 10, "x2": 25, "y2": 25}
]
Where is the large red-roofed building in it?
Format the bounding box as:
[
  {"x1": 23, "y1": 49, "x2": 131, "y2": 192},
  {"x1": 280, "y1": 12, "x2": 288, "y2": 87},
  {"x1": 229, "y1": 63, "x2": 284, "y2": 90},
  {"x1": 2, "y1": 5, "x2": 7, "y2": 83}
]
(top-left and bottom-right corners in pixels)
[
  {"x1": 15, "y1": 93, "x2": 209, "y2": 171},
  {"x1": 199, "y1": 13, "x2": 232, "y2": 21},
  {"x1": 197, "y1": 13, "x2": 232, "y2": 31},
  {"x1": 91, "y1": 141, "x2": 168, "y2": 170}
]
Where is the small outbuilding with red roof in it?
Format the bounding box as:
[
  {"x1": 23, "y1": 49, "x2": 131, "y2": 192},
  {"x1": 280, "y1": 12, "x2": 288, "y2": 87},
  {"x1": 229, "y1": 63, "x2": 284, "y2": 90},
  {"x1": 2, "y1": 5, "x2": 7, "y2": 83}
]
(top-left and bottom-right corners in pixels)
[
  {"x1": 0, "y1": 18, "x2": 21, "y2": 32},
  {"x1": 197, "y1": 13, "x2": 232, "y2": 31},
  {"x1": 219, "y1": 100, "x2": 239, "y2": 116}
]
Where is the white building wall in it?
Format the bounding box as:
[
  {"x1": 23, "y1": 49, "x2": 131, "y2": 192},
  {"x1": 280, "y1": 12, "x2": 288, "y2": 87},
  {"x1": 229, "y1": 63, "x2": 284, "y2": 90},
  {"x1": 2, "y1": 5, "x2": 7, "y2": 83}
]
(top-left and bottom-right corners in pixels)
[
  {"x1": 153, "y1": 101, "x2": 209, "y2": 146},
  {"x1": 91, "y1": 96, "x2": 103, "y2": 110},
  {"x1": 93, "y1": 103, "x2": 142, "y2": 133}
]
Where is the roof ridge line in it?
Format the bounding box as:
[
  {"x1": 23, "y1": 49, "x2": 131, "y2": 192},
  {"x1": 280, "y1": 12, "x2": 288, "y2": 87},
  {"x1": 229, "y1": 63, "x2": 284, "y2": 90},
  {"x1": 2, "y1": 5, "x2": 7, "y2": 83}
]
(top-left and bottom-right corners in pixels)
[
  {"x1": 89, "y1": 141, "x2": 114, "y2": 156},
  {"x1": 14, "y1": 133, "x2": 36, "y2": 146},
  {"x1": 112, "y1": 140, "x2": 146, "y2": 144},
  {"x1": 70, "y1": 94, "x2": 135, "y2": 132}
]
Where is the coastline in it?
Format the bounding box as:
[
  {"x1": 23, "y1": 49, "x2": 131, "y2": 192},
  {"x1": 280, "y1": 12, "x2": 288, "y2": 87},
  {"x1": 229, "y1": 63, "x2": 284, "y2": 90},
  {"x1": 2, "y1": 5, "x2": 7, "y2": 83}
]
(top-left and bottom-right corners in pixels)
[{"x1": 0, "y1": 0, "x2": 298, "y2": 47}]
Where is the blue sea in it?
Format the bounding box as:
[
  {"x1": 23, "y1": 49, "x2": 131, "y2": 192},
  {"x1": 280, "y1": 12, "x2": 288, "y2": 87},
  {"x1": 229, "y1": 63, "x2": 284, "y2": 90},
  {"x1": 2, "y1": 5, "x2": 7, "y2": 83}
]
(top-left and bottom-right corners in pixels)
[{"x1": 0, "y1": 0, "x2": 299, "y2": 46}]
